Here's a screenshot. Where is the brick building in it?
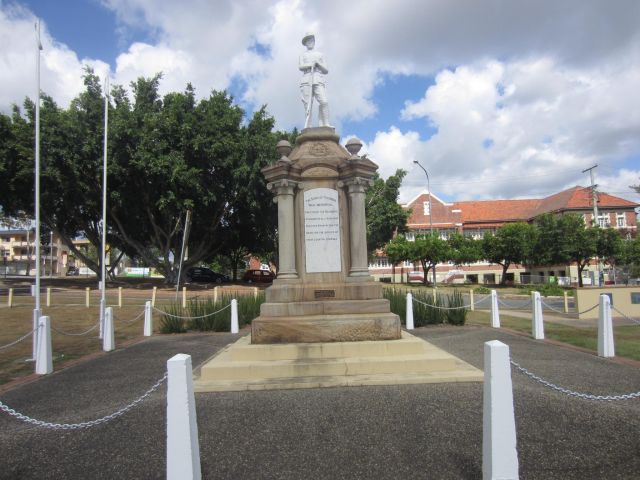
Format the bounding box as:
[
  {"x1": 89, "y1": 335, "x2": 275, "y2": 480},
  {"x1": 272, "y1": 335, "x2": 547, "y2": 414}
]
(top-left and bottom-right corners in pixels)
[{"x1": 369, "y1": 186, "x2": 638, "y2": 285}]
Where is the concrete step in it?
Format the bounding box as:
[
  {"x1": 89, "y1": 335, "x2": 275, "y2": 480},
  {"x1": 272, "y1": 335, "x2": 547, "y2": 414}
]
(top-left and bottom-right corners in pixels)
[{"x1": 259, "y1": 299, "x2": 391, "y2": 317}]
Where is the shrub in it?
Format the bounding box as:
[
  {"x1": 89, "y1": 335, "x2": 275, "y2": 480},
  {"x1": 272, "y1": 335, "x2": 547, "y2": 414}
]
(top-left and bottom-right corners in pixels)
[
  {"x1": 474, "y1": 286, "x2": 491, "y2": 294},
  {"x1": 383, "y1": 287, "x2": 406, "y2": 320},
  {"x1": 159, "y1": 304, "x2": 188, "y2": 333},
  {"x1": 445, "y1": 289, "x2": 467, "y2": 326},
  {"x1": 413, "y1": 290, "x2": 446, "y2": 326}
]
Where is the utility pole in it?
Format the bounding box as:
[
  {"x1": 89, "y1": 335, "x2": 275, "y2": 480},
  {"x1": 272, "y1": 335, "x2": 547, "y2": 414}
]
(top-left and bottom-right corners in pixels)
[
  {"x1": 582, "y1": 165, "x2": 599, "y2": 226},
  {"x1": 582, "y1": 164, "x2": 602, "y2": 286}
]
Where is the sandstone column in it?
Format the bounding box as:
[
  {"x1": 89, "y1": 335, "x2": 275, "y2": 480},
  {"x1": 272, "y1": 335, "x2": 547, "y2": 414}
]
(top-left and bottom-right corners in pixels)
[
  {"x1": 345, "y1": 177, "x2": 372, "y2": 278},
  {"x1": 268, "y1": 179, "x2": 298, "y2": 279}
]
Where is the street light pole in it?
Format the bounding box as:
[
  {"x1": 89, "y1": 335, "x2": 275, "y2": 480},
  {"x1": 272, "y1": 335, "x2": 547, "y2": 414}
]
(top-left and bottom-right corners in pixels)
[
  {"x1": 100, "y1": 75, "x2": 109, "y2": 338},
  {"x1": 413, "y1": 160, "x2": 436, "y2": 286}
]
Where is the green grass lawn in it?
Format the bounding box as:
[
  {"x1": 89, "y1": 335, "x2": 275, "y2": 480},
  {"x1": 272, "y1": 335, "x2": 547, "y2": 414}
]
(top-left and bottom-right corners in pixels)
[{"x1": 467, "y1": 311, "x2": 640, "y2": 361}]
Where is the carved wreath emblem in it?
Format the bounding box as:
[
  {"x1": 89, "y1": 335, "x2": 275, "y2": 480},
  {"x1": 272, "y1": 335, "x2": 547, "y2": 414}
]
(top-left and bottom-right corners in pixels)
[{"x1": 309, "y1": 143, "x2": 330, "y2": 156}]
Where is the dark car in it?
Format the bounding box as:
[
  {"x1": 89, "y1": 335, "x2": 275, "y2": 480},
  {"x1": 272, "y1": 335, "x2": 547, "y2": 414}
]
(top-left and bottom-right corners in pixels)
[
  {"x1": 186, "y1": 267, "x2": 229, "y2": 283},
  {"x1": 242, "y1": 269, "x2": 275, "y2": 283},
  {"x1": 66, "y1": 266, "x2": 79, "y2": 276}
]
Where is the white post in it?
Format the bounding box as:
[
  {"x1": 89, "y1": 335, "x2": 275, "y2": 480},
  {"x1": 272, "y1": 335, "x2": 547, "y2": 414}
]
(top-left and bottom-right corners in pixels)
[
  {"x1": 253, "y1": 287, "x2": 258, "y2": 299},
  {"x1": 531, "y1": 292, "x2": 544, "y2": 340},
  {"x1": 490, "y1": 290, "x2": 500, "y2": 328},
  {"x1": 563, "y1": 291, "x2": 569, "y2": 313},
  {"x1": 35, "y1": 315, "x2": 52, "y2": 375},
  {"x1": 31, "y1": 284, "x2": 36, "y2": 297},
  {"x1": 406, "y1": 292, "x2": 414, "y2": 330},
  {"x1": 470, "y1": 289, "x2": 475, "y2": 311},
  {"x1": 118, "y1": 287, "x2": 123, "y2": 308},
  {"x1": 103, "y1": 307, "x2": 114, "y2": 352},
  {"x1": 32, "y1": 308, "x2": 41, "y2": 361},
  {"x1": 85, "y1": 287, "x2": 91, "y2": 308},
  {"x1": 182, "y1": 286, "x2": 187, "y2": 309},
  {"x1": 598, "y1": 294, "x2": 615, "y2": 358},
  {"x1": 99, "y1": 298, "x2": 105, "y2": 339},
  {"x1": 152, "y1": 286, "x2": 157, "y2": 307},
  {"x1": 213, "y1": 286, "x2": 218, "y2": 304},
  {"x1": 483, "y1": 340, "x2": 519, "y2": 480},
  {"x1": 8, "y1": 288, "x2": 13, "y2": 308},
  {"x1": 231, "y1": 299, "x2": 239, "y2": 333},
  {"x1": 46, "y1": 287, "x2": 51, "y2": 307},
  {"x1": 167, "y1": 354, "x2": 201, "y2": 480},
  {"x1": 144, "y1": 301, "x2": 153, "y2": 337}
]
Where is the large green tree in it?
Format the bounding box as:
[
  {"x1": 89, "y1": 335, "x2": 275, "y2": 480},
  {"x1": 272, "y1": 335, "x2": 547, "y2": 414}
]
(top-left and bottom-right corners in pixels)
[
  {"x1": 365, "y1": 169, "x2": 410, "y2": 255},
  {"x1": 408, "y1": 234, "x2": 449, "y2": 285},
  {"x1": 482, "y1": 222, "x2": 535, "y2": 284}
]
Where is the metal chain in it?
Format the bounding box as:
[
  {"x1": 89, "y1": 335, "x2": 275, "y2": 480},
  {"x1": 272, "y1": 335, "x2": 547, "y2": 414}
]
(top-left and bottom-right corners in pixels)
[
  {"x1": 0, "y1": 328, "x2": 36, "y2": 351},
  {"x1": 611, "y1": 306, "x2": 640, "y2": 325},
  {"x1": 50, "y1": 323, "x2": 99, "y2": 337},
  {"x1": 511, "y1": 360, "x2": 640, "y2": 401},
  {"x1": 497, "y1": 298, "x2": 532, "y2": 309},
  {"x1": 412, "y1": 297, "x2": 469, "y2": 311},
  {"x1": 113, "y1": 308, "x2": 146, "y2": 326},
  {"x1": 153, "y1": 303, "x2": 230, "y2": 320},
  {"x1": 540, "y1": 299, "x2": 571, "y2": 315},
  {"x1": 575, "y1": 303, "x2": 599, "y2": 315},
  {"x1": 0, "y1": 372, "x2": 167, "y2": 430}
]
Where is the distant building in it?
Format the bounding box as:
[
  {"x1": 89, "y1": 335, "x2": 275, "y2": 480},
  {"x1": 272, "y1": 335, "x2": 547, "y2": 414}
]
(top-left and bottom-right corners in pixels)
[
  {"x1": 0, "y1": 229, "x2": 68, "y2": 276},
  {"x1": 369, "y1": 186, "x2": 639, "y2": 285}
]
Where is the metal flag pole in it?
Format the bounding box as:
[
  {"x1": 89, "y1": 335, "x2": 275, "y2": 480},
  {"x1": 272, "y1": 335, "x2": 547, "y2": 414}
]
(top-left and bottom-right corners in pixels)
[
  {"x1": 99, "y1": 76, "x2": 109, "y2": 338},
  {"x1": 32, "y1": 19, "x2": 43, "y2": 361},
  {"x1": 175, "y1": 210, "x2": 192, "y2": 299},
  {"x1": 304, "y1": 64, "x2": 315, "y2": 129}
]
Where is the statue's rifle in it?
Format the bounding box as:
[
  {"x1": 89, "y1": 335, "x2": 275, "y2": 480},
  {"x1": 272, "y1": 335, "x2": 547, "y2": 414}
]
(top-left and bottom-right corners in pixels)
[{"x1": 304, "y1": 64, "x2": 315, "y2": 128}]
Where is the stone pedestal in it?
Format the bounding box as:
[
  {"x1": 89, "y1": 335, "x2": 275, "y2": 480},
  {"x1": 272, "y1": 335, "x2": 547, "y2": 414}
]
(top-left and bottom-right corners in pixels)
[{"x1": 254, "y1": 127, "x2": 401, "y2": 344}]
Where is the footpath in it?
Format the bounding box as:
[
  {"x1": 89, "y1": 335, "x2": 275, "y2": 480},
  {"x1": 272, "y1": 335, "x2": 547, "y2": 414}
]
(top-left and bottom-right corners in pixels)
[{"x1": 0, "y1": 326, "x2": 639, "y2": 479}]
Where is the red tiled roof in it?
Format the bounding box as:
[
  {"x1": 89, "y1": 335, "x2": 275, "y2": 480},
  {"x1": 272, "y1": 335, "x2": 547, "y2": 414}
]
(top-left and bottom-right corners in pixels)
[{"x1": 453, "y1": 199, "x2": 540, "y2": 223}]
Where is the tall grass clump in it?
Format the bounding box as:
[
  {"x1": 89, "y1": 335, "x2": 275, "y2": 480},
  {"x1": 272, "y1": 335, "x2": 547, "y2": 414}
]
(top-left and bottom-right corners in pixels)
[
  {"x1": 445, "y1": 289, "x2": 467, "y2": 325},
  {"x1": 383, "y1": 287, "x2": 406, "y2": 320},
  {"x1": 383, "y1": 287, "x2": 467, "y2": 327},
  {"x1": 413, "y1": 290, "x2": 446, "y2": 326},
  {"x1": 160, "y1": 292, "x2": 265, "y2": 333}
]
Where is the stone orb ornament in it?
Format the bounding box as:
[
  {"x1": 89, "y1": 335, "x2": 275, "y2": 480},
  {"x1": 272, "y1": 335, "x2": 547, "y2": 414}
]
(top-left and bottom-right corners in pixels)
[
  {"x1": 345, "y1": 137, "x2": 363, "y2": 157},
  {"x1": 276, "y1": 140, "x2": 293, "y2": 160}
]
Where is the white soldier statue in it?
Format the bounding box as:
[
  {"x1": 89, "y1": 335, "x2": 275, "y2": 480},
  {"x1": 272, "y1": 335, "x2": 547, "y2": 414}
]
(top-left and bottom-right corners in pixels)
[{"x1": 299, "y1": 33, "x2": 330, "y2": 128}]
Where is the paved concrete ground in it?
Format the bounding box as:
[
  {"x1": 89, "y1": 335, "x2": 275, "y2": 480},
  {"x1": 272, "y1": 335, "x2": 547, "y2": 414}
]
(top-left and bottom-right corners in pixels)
[{"x1": 0, "y1": 326, "x2": 639, "y2": 479}]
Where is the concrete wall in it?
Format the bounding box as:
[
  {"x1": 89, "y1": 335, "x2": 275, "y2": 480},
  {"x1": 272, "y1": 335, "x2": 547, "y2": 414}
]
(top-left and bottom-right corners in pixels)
[{"x1": 575, "y1": 286, "x2": 640, "y2": 320}]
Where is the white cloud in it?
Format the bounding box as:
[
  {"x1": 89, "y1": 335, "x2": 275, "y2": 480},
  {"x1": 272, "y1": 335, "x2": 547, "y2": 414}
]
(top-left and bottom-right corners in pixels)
[{"x1": 1, "y1": 0, "x2": 639, "y2": 203}]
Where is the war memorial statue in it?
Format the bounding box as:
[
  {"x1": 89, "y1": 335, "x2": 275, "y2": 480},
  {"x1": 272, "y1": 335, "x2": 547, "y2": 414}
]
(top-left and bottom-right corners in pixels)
[{"x1": 299, "y1": 33, "x2": 330, "y2": 128}]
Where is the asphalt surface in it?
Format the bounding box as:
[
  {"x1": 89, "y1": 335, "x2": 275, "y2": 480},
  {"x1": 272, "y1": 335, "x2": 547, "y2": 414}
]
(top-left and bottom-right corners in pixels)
[{"x1": 0, "y1": 327, "x2": 639, "y2": 479}]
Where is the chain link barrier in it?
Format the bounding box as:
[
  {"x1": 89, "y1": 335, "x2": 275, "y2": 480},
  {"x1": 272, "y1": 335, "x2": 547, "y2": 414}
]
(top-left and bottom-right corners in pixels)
[
  {"x1": 413, "y1": 297, "x2": 471, "y2": 311},
  {"x1": 113, "y1": 308, "x2": 146, "y2": 326},
  {"x1": 0, "y1": 372, "x2": 167, "y2": 430},
  {"x1": 611, "y1": 306, "x2": 640, "y2": 325},
  {"x1": 511, "y1": 360, "x2": 640, "y2": 401},
  {"x1": 153, "y1": 303, "x2": 230, "y2": 320},
  {"x1": 0, "y1": 328, "x2": 36, "y2": 351},
  {"x1": 539, "y1": 298, "x2": 572, "y2": 315},
  {"x1": 497, "y1": 298, "x2": 532, "y2": 309},
  {"x1": 50, "y1": 323, "x2": 99, "y2": 337}
]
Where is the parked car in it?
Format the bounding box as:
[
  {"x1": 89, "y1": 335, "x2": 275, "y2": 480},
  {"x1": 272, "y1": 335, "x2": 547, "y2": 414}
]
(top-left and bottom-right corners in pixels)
[
  {"x1": 243, "y1": 269, "x2": 275, "y2": 283},
  {"x1": 185, "y1": 267, "x2": 229, "y2": 283},
  {"x1": 66, "y1": 266, "x2": 79, "y2": 276}
]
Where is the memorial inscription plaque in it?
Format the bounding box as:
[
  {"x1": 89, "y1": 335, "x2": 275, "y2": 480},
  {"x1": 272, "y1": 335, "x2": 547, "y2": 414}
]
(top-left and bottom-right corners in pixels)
[{"x1": 304, "y1": 188, "x2": 341, "y2": 273}]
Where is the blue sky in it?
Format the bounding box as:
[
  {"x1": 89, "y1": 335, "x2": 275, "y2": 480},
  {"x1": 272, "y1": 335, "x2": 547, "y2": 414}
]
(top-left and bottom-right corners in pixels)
[{"x1": 1, "y1": 0, "x2": 639, "y2": 204}]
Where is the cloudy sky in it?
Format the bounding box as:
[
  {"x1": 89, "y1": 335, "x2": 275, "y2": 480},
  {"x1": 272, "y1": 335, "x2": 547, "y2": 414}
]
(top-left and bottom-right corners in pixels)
[{"x1": 1, "y1": 0, "x2": 639, "y2": 204}]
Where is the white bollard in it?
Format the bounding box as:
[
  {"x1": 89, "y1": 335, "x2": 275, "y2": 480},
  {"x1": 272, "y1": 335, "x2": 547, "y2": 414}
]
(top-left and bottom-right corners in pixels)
[
  {"x1": 563, "y1": 291, "x2": 569, "y2": 313},
  {"x1": 32, "y1": 308, "x2": 41, "y2": 361},
  {"x1": 35, "y1": 316, "x2": 53, "y2": 375},
  {"x1": 31, "y1": 284, "x2": 36, "y2": 297},
  {"x1": 152, "y1": 286, "x2": 157, "y2": 307},
  {"x1": 598, "y1": 294, "x2": 615, "y2": 358},
  {"x1": 85, "y1": 287, "x2": 91, "y2": 308},
  {"x1": 231, "y1": 299, "x2": 239, "y2": 334},
  {"x1": 99, "y1": 298, "x2": 106, "y2": 339},
  {"x1": 46, "y1": 287, "x2": 51, "y2": 307},
  {"x1": 213, "y1": 286, "x2": 218, "y2": 304},
  {"x1": 103, "y1": 307, "x2": 115, "y2": 352},
  {"x1": 483, "y1": 340, "x2": 519, "y2": 480},
  {"x1": 118, "y1": 287, "x2": 123, "y2": 308},
  {"x1": 490, "y1": 290, "x2": 500, "y2": 328},
  {"x1": 167, "y1": 354, "x2": 201, "y2": 480},
  {"x1": 470, "y1": 289, "x2": 475, "y2": 311},
  {"x1": 406, "y1": 292, "x2": 414, "y2": 330},
  {"x1": 144, "y1": 301, "x2": 153, "y2": 337},
  {"x1": 8, "y1": 288, "x2": 13, "y2": 308},
  {"x1": 253, "y1": 287, "x2": 258, "y2": 299},
  {"x1": 531, "y1": 291, "x2": 544, "y2": 340}
]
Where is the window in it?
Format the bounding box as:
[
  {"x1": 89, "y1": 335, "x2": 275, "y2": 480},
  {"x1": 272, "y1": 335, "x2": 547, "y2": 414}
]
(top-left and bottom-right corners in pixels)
[
  {"x1": 423, "y1": 201, "x2": 430, "y2": 216},
  {"x1": 616, "y1": 214, "x2": 626, "y2": 228},
  {"x1": 597, "y1": 214, "x2": 610, "y2": 228},
  {"x1": 631, "y1": 293, "x2": 640, "y2": 305}
]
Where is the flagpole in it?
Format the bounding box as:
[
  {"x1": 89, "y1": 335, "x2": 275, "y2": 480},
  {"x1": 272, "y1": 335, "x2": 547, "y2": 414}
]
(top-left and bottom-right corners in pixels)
[
  {"x1": 100, "y1": 76, "x2": 109, "y2": 338},
  {"x1": 32, "y1": 20, "x2": 43, "y2": 361}
]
